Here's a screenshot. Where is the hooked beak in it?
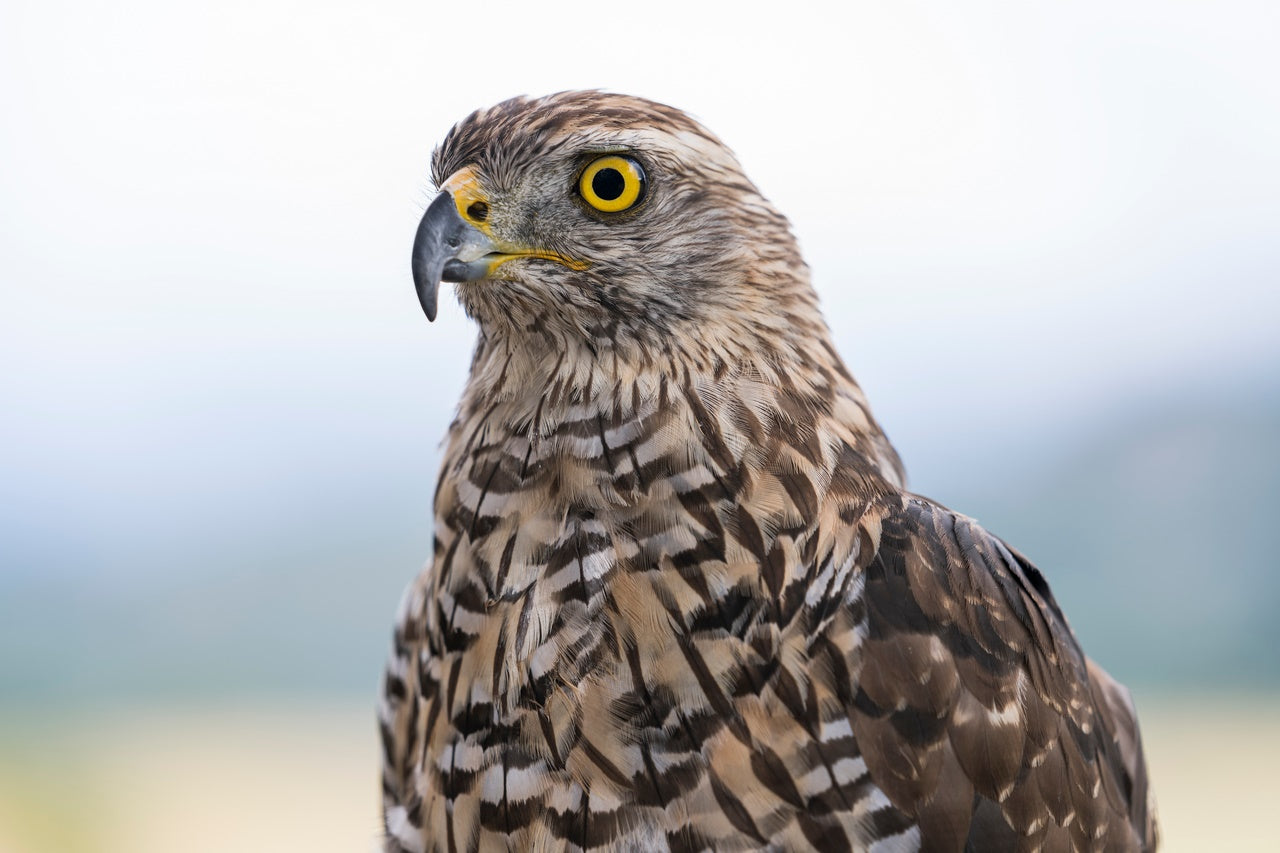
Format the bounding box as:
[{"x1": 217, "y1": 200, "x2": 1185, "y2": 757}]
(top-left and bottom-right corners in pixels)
[{"x1": 410, "y1": 191, "x2": 495, "y2": 322}]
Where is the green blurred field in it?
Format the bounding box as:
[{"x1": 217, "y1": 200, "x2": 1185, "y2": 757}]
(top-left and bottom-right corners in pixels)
[{"x1": 1, "y1": 694, "x2": 1276, "y2": 852}]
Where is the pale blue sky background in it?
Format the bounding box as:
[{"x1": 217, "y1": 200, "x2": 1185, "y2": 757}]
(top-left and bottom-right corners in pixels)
[{"x1": 1, "y1": 1, "x2": 1278, "y2": 697}]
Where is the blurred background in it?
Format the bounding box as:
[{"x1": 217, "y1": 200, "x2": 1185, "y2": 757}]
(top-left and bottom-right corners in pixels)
[{"x1": 2, "y1": 0, "x2": 1277, "y2": 850}]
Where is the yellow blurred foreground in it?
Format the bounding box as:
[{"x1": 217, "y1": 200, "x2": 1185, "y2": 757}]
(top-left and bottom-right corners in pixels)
[{"x1": 1, "y1": 694, "x2": 1276, "y2": 852}]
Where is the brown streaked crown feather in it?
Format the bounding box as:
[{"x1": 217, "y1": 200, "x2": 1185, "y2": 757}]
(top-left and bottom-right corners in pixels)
[{"x1": 380, "y1": 91, "x2": 1156, "y2": 852}]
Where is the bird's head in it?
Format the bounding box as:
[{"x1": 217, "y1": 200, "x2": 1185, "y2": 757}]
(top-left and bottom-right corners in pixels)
[{"x1": 413, "y1": 91, "x2": 821, "y2": 357}]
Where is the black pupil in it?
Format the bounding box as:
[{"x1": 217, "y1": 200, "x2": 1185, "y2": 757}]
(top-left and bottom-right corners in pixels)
[{"x1": 592, "y1": 167, "x2": 626, "y2": 201}]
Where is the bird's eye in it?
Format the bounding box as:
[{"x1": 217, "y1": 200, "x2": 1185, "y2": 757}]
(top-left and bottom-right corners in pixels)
[{"x1": 578, "y1": 155, "x2": 645, "y2": 212}]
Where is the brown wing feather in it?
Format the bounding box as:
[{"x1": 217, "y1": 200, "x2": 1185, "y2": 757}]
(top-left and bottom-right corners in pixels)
[{"x1": 853, "y1": 496, "x2": 1157, "y2": 851}]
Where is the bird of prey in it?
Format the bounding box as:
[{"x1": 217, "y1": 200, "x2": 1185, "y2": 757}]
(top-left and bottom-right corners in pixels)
[{"x1": 381, "y1": 91, "x2": 1157, "y2": 852}]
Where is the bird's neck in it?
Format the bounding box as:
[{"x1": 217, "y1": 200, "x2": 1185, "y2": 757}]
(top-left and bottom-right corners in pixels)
[{"x1": 448, "y1": 322, "x2": 906, "y2": 502}]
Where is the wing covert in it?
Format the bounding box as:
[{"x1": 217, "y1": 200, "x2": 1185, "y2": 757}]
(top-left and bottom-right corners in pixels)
[{"x1": 848, "y1": 496, "x2": 1156, "y2": 851}]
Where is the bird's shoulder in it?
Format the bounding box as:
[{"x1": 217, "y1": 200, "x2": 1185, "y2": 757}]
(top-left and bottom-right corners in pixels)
[{"x1": 828, "y1": 491, "x2": 1157, "y2": 850}]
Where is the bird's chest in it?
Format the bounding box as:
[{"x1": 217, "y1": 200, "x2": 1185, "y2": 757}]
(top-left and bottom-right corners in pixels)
[
  {"x1": 426, "y1": 401, "x2": 734, "y2": 679},
  {"x1": 427, "y1": 429, "x2": 717, "y2": 715},
  {"x1": 397, "y1": 399, "x2": 891, "y2": 850},
  {"x1": 410, "y1": 424, "x2": 771, "y2": 834}
]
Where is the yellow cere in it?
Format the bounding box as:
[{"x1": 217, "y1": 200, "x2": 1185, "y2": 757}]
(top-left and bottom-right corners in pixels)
[
  {"x1": 579, "y1": 156, "x2": 644, "y2": 213},
  {"x1": 441, "y1": 166, "x2": 493, "y2": 234}
]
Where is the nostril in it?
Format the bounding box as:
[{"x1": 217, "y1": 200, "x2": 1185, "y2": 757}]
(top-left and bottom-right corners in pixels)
[
  {"x1": 467, "y1": 201, "x2": 489, "y2": 223},
  {"x1": 446, "y1": 236, "x2": 460, "y2": 249}
]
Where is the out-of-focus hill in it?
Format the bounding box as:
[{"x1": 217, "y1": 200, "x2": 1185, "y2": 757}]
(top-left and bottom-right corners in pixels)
[
  {"x1": 1, "y1": 388, "x2": 1277, "y2": 703},
  {"x1": 945, "y1": 394, "x2": 1280, "y2": 688}
]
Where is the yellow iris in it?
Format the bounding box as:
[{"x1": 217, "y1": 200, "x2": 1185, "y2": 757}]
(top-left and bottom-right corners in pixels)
[{"x1": 578, "y1": 155, "x2": 645, "y2": 212}]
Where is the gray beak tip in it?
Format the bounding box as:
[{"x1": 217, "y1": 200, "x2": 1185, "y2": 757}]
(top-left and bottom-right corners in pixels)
[{"x1": 416, "y1": 278, "x2": 440, "y2": 322}]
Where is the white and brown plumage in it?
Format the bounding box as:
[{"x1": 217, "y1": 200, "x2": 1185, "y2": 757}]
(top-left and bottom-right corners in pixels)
[{"x1": 381, "y1": 91, "x2": 1157, "y2": 852}]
